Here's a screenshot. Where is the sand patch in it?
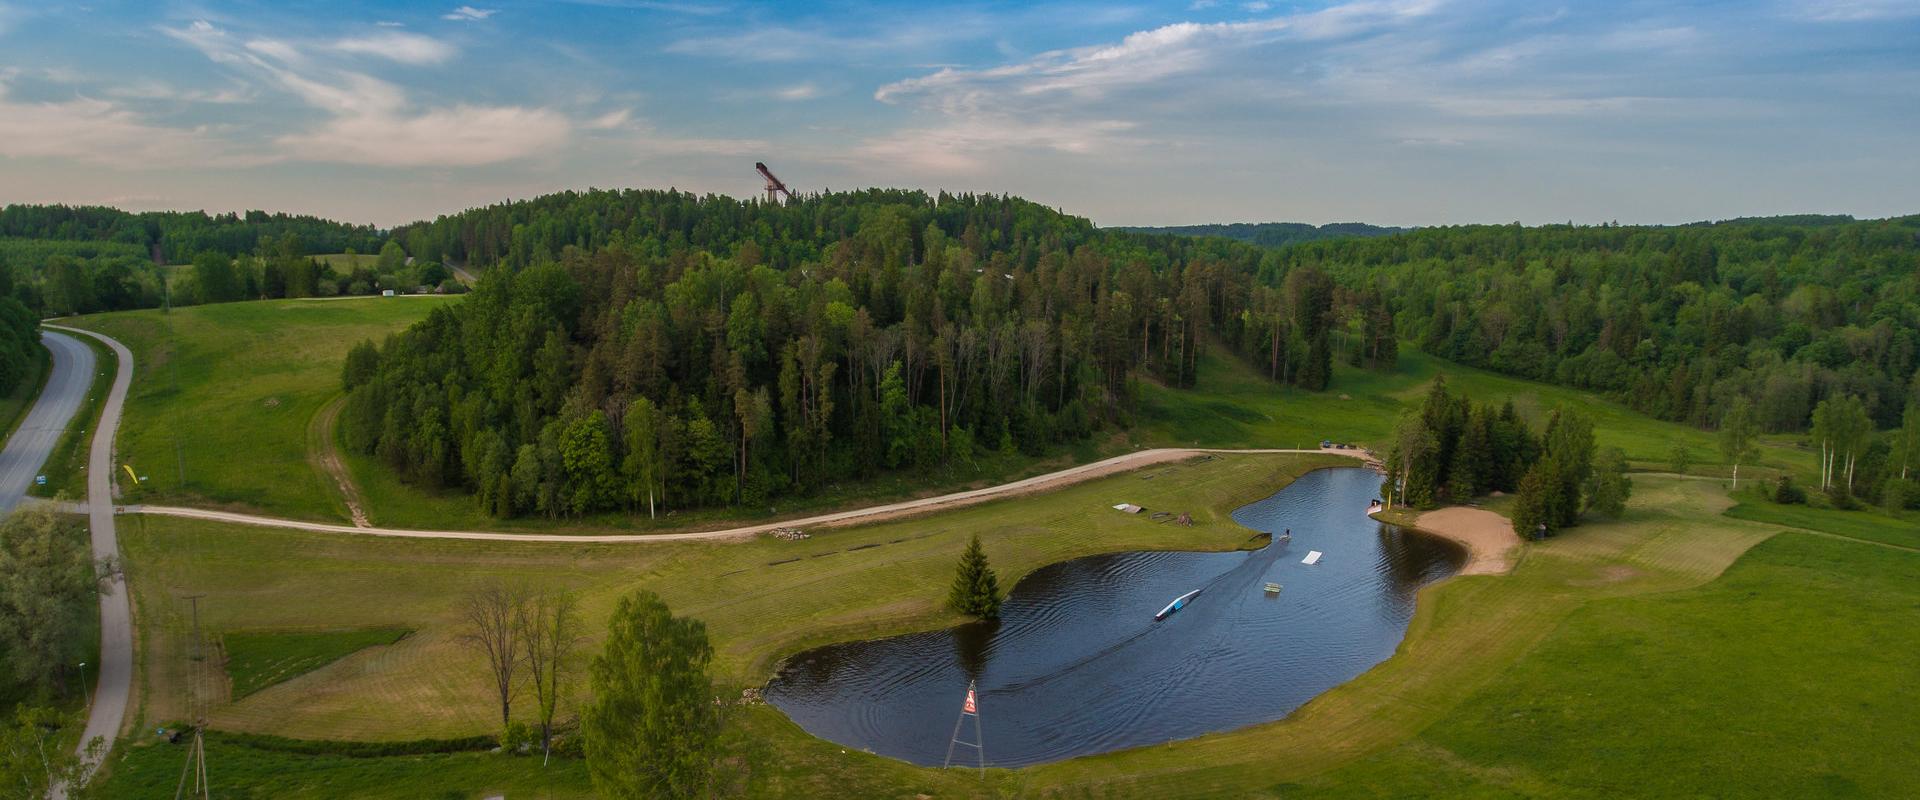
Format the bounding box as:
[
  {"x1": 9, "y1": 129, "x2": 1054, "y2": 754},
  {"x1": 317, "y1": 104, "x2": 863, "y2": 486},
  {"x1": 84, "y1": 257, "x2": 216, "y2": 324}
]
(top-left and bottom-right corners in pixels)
[{"x1": 1410, "y1": 506, "x2": 1522, "y2": 576}]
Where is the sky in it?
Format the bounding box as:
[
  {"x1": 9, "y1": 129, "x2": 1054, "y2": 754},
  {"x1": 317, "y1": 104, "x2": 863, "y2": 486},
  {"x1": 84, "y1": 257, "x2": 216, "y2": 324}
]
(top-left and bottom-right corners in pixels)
[{"x1": 0, "y1": 0, "x2": 1916, "y2": 228}]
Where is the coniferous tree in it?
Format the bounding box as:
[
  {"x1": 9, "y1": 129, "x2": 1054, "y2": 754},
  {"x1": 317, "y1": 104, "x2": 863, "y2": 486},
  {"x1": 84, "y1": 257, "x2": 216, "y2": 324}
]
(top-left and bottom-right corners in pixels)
[
  {"x1": 1511, "y1": 458, "x2": 1560, "y2": 540},
  {"x1": 1584, "y1": 447, "x2": 1632, "y2": 517},
  {"x1": 947, "y1": 534, "x2": 1002, "y2": 619}
]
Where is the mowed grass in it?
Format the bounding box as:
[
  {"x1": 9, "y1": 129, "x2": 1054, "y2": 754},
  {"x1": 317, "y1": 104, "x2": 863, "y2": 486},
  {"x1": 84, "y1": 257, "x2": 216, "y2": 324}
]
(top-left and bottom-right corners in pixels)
[
  {"x1": 1724, "y1": 496, "x2": 1920, "y2": 551},
  {"x1": 225, "y1": 627, "x2": 413, "y2": 699},
  {"x1": 117, "y1": 454, "x2": 1337, "y2": 741},
  {"x1": 1136, "y1": 344, "x2": 1818, "y2": 480},
  {"x1": 1286, "y1": 532, "x2": 1920, "y2": 798},
  {"x1": 95, "y1": 730, "x2": 593, "y2": 800},
  {"x1": 55, "y1": 297, "x2": 455, "y2": 519},
  {"x1": 106, "y1": 455, "x2": 1907, "y2": 798}
]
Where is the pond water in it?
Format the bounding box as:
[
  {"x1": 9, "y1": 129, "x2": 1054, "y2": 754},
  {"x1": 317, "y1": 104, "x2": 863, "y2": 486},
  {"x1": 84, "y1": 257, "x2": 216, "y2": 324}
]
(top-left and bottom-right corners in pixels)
[{"x1": 764, "y1": 467, "x2": 1465, "y2": 768}]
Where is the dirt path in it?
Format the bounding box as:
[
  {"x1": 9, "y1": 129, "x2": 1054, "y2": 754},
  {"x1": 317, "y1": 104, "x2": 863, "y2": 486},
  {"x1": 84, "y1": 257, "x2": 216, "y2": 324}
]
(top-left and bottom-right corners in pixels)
[
  {"x1": 107, "y1": 447, "x2": 1365, "y2": 543},
  {"x1": 1411, "y1": 506, "x2": 1523, "y2": 575},
  {"x1": 306, "y1": 395, "x2": 371, "y2": 528}
]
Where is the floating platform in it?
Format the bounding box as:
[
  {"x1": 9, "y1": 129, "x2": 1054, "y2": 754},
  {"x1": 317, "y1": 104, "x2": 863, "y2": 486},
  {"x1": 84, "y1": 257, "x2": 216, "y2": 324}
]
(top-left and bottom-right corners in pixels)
[
  {"x1": 1302, "y1": 550, "x2": 1324, "y2": 565},
  {"x1": 1155, "y1": 589, "x2": 1202, "y2": 621},
  {"x1": 1263, "y1": 582, "x2": 1283, "y2": 594}
]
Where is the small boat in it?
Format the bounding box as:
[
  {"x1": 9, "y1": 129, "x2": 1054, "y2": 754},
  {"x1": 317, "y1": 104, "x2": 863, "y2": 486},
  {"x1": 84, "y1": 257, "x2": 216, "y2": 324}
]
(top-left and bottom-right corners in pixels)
[
  {"x1": 1263, "y1": 582, "x2": 1283, "y2": 594},
  {"x1": 1155, "y1": 589, "x2": 1202, "y2": 620}
]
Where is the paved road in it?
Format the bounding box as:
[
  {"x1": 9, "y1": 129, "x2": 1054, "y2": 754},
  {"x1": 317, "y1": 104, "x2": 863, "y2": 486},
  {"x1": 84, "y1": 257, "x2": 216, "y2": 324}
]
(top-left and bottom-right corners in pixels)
[
  {"x1": 102, "y1": 446, "x2": 1366, "y2": 543},
  {"x1": 41, "y1": 324, "x2": 134, "y2": 789},
  {"x1": 0, "y1": 331, "x2": 95, "y2": 512}
]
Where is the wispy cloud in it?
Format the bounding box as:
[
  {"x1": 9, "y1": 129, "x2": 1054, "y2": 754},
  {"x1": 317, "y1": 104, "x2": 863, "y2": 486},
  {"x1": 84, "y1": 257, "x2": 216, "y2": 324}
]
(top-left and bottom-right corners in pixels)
[
  {"x1": 164, "y1": 19, "x2": 566, "y2": 167},
  {"x1": 328, "y1": 31, "x2": 457, "y2": 65},
  {"x1": 1785, "y1": 0, "x2": 1920, "y2": 21},
  {"x1": 0, "y1": 73, "x2": 264, "y2": 169},
  {"x1": 442, "y1": 6, "x2": 497, "y2": 22},
  {"x1": 775, "y1": 83, "x2": 820, "y2": 101}
]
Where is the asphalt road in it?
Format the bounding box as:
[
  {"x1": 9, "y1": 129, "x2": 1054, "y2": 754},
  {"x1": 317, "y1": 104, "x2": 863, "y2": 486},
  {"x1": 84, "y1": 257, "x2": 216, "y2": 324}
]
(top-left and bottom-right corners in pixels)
[
  {"x1": 0, "y1": 331, "x2": 94, "y2": 512},
  {"x1": 39, "y1": 324, "x2": 134, "y2": 790}
]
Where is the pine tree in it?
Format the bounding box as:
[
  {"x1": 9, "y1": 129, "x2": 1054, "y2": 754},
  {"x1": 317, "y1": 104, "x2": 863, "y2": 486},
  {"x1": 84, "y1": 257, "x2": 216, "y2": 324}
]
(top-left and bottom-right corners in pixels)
[
  {"x1": 1448, "y1": 407, "x2": 1494, "y2": 499},
  {"x1": 1584, "y1": 447, "x2": 1632, "y2": 517},
  {"x1": 1511, "y1": 458, "x2": 1560, "y2": 540},
  {"x1": 947, "y1": 534, "x2": 1002, "y2": 619}
]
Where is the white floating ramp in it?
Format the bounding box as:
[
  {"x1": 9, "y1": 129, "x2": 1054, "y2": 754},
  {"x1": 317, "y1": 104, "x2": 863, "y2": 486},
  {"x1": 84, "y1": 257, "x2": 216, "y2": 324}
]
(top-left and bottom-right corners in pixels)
[{"x1": 1302, "y1": 550, "x2": 1324, "y2": 565}]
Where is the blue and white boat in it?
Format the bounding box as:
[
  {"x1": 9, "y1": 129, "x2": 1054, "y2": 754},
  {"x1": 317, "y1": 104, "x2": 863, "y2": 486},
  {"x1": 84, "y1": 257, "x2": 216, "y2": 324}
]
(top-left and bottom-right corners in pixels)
[{"x1": 1155, "y1": 589, "x2": 1202, "y2": 621}]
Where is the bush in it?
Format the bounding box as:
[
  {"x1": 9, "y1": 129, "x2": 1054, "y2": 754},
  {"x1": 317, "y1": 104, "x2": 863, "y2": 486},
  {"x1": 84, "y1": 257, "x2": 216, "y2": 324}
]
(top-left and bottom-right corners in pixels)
[
  {"x1": 207, "y1": 730, "x2": 495, "y2": 758},
  {"x1": 1825, "y1": 484, "x2": 1859, "y2": 510},
  {"x1": 500, "y1": 720, "x2": 534, "y2": 753},
  {"x1": 1772, "y1": 476, "x2": 1806, "y2": 505},
  {"x1": 1882, "y1": 478, "x2": 1920, "y2": 512}
]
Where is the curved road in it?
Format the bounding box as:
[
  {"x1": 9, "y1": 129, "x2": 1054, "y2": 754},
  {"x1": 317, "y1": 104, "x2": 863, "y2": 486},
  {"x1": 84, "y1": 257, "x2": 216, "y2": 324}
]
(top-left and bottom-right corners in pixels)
[
  {"x1": 106, "y1": 445, "x2": 1364, "y2": 543},
  {"x1": 37, "y1": 324, "x2": 134, "y2": 789},
  {"x1": 25, "y1": 321, "x2": 1367, "y2": 789},
  {"x1": 0, "y1": 331, "x2": 95, "y2": 512}
]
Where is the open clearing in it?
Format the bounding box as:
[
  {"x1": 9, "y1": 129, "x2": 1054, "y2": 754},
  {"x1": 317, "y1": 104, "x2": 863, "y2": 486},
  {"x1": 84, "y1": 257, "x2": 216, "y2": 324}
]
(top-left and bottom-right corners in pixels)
[
  {"x1": 55, "y1": 297, "x2": 456, "y2": 519},
  {"x1": 90, "y1": 457, "x2": 1919, "y2": 798}
]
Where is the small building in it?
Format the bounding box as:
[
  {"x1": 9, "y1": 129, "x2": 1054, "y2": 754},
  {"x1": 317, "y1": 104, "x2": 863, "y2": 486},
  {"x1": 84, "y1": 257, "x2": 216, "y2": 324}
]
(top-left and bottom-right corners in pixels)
[{"x1": 381, "y1": 289, "x2": 396, "y2": 297}]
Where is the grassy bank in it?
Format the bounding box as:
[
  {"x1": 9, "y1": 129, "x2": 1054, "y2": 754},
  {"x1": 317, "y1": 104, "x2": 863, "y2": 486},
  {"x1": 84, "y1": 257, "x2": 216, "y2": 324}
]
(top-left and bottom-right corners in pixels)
[
  {"x1": 55, "y1": 297, "x2": 456, "y2": 517},
  {"x1": 31, "y1": 333, "x2": 113, "y2": 499},
  {"x1": 99, "y1": 456, "x2": 1920, "y2": 797}
]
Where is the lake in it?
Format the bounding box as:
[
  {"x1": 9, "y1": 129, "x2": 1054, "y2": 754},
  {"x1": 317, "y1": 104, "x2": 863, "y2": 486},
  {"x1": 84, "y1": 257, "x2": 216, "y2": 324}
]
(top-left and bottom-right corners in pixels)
[{"x1": 765, "y1": 466, "x2": 1465, "y2": 767}]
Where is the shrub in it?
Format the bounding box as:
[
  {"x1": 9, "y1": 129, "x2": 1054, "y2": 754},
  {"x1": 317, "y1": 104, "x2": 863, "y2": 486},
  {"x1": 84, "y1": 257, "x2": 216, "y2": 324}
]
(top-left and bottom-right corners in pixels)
[{"x1": 1772, "y1": 476, "x2": 1806, "y2": 505}]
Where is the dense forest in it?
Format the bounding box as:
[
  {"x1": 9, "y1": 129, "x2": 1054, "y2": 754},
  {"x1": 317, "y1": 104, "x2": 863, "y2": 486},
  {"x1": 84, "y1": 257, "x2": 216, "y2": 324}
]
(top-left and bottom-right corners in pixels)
[
  {"x1": 343, "y1": 190, "x2": 1353, "y2": 518},
  {"x1": 1277, "y1": 217, "x2": 1920, "y2": 432},
  {"x1": 0, "y1": 205, "x2": 382, "y2": 262},
  {"x1": 1113, "y1": 222, "x2": 1405, "y2": 248},
  {"x1": 346, "y1": 191, "x2": 1920, "y2": 518}
]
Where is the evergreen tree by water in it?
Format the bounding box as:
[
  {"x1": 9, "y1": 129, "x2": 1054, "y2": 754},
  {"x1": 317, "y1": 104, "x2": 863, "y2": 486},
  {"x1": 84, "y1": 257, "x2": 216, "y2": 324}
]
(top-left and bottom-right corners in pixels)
[{"x1": 948, "y1": 534, "x2": 1003, "y2": 619}]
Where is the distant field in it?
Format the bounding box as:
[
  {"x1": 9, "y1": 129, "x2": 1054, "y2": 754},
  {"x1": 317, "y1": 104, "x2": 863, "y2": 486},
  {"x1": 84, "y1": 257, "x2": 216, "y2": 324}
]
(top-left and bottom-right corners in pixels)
[
  {"x1": 56, "y1": 297, "x2": 456, "y2": 519},
  {"x1": 1724, "y1": 499, "x2": 1920, "y2": 550},
  {"x1": 1135, "y1": 343, "x2": 1816, "y2": 480}
]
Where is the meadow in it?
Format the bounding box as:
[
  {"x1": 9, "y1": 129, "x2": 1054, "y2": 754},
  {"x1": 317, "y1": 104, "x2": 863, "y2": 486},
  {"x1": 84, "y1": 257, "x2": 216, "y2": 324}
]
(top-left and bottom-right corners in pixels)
[
  {"x1": 90, "y1": 445, "x2": 1920, "y2": 797},
  {"x1": 54, "y1": 297, "x2": 457, "y2": 518}
]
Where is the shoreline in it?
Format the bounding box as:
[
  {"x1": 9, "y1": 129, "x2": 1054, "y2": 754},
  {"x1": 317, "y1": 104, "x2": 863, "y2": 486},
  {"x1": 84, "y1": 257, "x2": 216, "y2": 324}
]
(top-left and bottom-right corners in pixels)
[{"x1": 1376, "y1": 505, "x2": 1522, "y2": 576}]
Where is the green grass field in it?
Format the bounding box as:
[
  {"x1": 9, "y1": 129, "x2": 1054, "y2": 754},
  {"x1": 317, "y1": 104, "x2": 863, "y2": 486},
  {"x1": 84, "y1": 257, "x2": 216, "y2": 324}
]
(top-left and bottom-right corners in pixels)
[
  {"x1": 98, "y1": 446, "x2": 1920, "y2": 798},
  {"x1": 1724, "y1": 497, "x2": 1920, "y2": 551},
  {"x1": 224, "y1": 628, "x2": 413, "y2": 699},
  {"x1": 1136, "y1": 344, "x2": 1816, "y2": 479},
  {"x1": 55, "y1": 297, "x2": 456, "y2": 518}
]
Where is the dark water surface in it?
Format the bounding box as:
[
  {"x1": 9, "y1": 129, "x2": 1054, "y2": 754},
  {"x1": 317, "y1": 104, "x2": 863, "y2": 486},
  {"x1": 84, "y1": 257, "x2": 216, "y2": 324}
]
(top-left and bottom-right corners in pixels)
[{"x1": 765, "y1": 467, "x2": 1465, "y2": 767}]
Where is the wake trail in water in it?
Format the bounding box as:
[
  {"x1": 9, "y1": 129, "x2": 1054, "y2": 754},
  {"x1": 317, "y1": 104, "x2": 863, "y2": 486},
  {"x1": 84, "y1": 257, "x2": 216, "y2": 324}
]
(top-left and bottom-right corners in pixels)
[{"x1": 986, "y1": 539, "x2": 1288, "y2": 696}]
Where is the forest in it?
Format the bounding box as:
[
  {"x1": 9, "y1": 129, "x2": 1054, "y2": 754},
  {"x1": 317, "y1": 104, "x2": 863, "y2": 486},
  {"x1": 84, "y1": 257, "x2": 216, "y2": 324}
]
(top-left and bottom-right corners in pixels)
[
  {"x1": 1113, "y1": 221, "x2": 1404, "y2": 247},
  {"x1": 0, "y1": 205, "x2": 382, "y2": 262},
  {"x1": 1275, "y1": 217, "x2": 1920, "y2": 432},
  {"x1": 343, "y1": 191, "x2": 1351, "y2": 518},
  {"x1": 344, "y1": 191, "x2": 1920, "y2": 518},
  {"x1": 0, "y1": 217, "x2": 457, "y2": 317}
]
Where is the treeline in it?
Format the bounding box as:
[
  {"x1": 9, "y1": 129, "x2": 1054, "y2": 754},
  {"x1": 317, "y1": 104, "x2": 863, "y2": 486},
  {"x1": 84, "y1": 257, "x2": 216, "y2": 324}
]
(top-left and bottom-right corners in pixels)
[
  {"x1": 0, "y1": 204, "x2": 382, "y2": 262},
  {"x1": 342, "y1": 191, "x2": 1372, "y2": 518},
  {"x1": 1382, "y1": 378, "x2": 1628, "y2": 537},
  {"x1": 1112, "y1": 221, "x2": 1405, "y2": 248},
  {"x1": 1277, "y1": 216, "x2": 1920, "y2": 432}
]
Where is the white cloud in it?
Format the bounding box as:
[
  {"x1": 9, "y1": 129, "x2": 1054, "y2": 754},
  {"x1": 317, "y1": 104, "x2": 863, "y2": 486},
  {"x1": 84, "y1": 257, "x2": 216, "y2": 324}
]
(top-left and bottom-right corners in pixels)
[
  {"x1": 279, "y1": 105, "x2": 570, "y2": 167},
  {"x1": 164, "y1": 19, "x2": 565, "y2": 167},
  {"x1": 328, "y1": 31, "x2": 457, "y2": 65},
  {"x1": 442, "y1": 6, "x2": 497, "y2": 22},
  {"x1": 0, "y1": 77, "x2": 262, "y2": 169},
  {"x1": 775, "y1": 83, "x2": 820, "y2": 101}
]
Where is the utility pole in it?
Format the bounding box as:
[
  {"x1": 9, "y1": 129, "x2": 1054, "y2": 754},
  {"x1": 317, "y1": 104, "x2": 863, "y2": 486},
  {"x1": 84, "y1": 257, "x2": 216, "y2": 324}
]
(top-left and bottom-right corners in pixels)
[{"x1": 175, "y1": 594, "x2": 210, "y2": 800}]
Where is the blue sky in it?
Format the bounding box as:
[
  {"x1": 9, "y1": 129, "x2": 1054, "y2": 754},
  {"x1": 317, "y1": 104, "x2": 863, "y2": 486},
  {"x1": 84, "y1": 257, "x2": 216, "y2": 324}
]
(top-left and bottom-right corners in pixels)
[{"x1": 0, "y1": 0, "x2": 1916, "y2": 227}]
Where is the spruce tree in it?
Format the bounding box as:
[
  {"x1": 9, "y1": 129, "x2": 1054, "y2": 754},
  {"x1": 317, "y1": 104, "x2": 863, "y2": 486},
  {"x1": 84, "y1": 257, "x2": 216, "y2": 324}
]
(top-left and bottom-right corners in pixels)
[{"x1": 947, "y1": 534, "x2": 1002, "y2": 619}]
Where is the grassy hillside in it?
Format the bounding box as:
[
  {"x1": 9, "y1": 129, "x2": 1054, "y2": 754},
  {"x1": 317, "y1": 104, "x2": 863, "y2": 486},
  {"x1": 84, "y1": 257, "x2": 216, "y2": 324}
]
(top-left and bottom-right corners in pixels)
[
  {"x1": 1135, "y1": 343, "x2": 1816, "y2": 478},
  {"x1": 97, "y1": 450, "x2": 1919, "y2": 797},
  {"x1": 57, "y1": 297, "x2": 455, "y2": 519}
]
